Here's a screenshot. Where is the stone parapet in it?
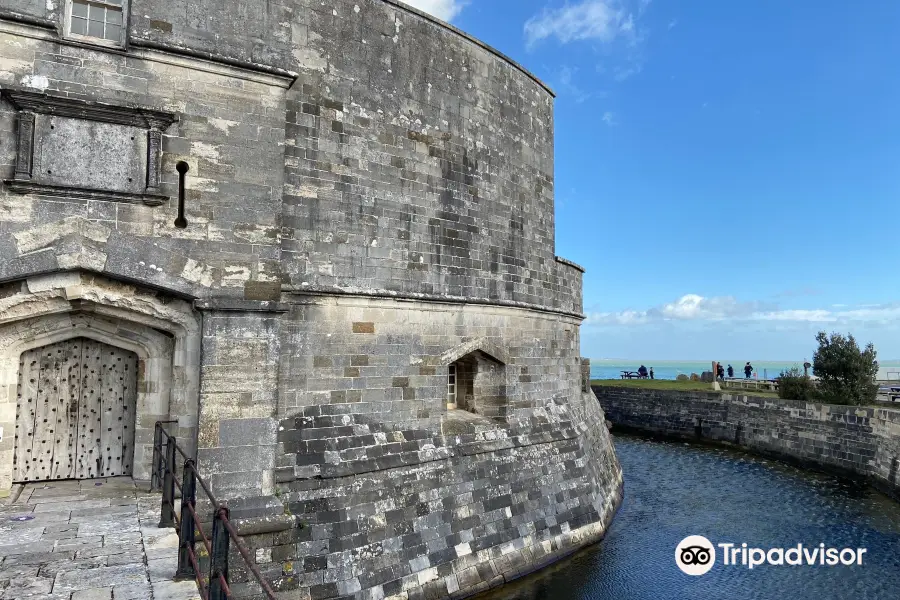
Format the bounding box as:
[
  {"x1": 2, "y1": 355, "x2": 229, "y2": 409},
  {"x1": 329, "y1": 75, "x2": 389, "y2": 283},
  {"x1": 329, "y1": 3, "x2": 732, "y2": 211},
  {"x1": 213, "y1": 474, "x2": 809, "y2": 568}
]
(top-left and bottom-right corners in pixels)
[{"x1": 593, "y1": 385, "x2": 900, "y2": 501}]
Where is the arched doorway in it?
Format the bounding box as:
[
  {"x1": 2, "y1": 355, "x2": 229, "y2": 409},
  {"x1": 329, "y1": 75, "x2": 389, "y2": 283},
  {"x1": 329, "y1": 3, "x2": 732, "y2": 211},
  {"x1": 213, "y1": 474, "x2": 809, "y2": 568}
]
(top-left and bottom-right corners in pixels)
[
  {"x1": 446, "y1": 350, "x2": 507, "y2": 418},
  {"x1": 13, "y1": 337, "x2": 138, "y2": 481},
  {"x1": 0, "y1": 272, "x2": 202, "y2": 492}
]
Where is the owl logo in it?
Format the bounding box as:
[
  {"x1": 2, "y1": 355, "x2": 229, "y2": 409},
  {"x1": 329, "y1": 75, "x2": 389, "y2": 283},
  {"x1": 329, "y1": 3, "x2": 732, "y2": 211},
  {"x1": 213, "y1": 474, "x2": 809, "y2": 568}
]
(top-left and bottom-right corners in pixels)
[{"x1": 676, "y1": 536, "x2": 716, "y2": 575}]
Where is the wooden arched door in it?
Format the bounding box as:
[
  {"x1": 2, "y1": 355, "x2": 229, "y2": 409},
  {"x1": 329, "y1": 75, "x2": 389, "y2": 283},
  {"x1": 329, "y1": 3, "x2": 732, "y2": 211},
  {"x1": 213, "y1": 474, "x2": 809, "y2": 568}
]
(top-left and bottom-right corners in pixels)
[{"x1": 14, "y1": 337, "x2": 138, "y2": 481}]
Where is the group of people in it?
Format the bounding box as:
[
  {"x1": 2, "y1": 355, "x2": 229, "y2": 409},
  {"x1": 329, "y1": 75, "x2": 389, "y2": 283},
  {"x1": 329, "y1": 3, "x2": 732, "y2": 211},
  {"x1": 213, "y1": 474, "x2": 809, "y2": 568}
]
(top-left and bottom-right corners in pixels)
[
  {"x1": 631, "y1": 362, "x2": 757, "y2": 381},
  {"x1": 716, "y1": 362, "x2": 755, "y2": 380}
]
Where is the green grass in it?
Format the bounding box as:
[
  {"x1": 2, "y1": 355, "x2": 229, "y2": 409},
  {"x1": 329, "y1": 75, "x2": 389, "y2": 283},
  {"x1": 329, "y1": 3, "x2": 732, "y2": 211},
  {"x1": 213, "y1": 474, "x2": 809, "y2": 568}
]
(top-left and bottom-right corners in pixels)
[{"x1": 590, "y1": 378, "x2": 781, "y2": 398}]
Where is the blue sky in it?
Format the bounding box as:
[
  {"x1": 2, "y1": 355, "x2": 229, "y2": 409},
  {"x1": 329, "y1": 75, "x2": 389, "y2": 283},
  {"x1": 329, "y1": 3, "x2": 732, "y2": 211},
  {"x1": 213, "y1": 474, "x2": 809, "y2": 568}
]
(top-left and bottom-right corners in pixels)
[{"x1": 404, "y1": 0, "x2": 900, "y2": 361}]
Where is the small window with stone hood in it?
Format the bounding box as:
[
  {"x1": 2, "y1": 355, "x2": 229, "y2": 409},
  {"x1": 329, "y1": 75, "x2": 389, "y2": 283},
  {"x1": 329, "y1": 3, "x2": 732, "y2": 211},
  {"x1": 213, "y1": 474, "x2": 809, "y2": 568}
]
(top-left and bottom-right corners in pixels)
[{"x1": 66, "y1": 0, "x2": 127, "y2": 47}]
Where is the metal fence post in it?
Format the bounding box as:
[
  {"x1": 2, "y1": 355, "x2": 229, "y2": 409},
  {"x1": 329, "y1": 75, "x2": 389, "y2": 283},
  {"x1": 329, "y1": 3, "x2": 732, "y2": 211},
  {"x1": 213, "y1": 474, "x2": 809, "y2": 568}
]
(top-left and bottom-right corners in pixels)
[
  {"x1": 208, "y1": 506, "x2": 230, "y2": 600},
  {"x1": 151, "y1": 422, "x2": 162, "y2": 491},
  {"x1": 158, "y1": 436, "x2": 177, "y2": 528},
  {"x1": 175, "y1": 459, "x2": 197, "y2": 580}
]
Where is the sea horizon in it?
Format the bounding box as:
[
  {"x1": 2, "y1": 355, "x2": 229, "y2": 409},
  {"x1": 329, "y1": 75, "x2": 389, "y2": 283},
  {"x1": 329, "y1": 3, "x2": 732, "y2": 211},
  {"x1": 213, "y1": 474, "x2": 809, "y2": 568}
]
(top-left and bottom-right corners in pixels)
[
  {"x1": 590, "y1": 357, "x2": 900, "y2": 364},
  {"x1": 589, "y1": 358, "x2": 900, "y2": 381}
]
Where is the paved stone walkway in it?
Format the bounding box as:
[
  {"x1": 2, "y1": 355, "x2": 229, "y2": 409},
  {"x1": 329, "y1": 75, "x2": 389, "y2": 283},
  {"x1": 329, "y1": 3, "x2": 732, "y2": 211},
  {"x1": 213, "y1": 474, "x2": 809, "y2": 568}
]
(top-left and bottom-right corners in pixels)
[{"x1": 0, "y1": 478, "x2": 201, "y2": 599}]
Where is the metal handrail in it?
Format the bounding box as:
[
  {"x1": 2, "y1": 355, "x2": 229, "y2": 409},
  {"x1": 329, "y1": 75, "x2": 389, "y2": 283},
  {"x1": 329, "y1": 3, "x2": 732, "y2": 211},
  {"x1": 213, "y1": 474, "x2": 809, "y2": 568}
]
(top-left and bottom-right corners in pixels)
[{"x1": 151, "y1": 421, "x2": 277, "y2": 600}]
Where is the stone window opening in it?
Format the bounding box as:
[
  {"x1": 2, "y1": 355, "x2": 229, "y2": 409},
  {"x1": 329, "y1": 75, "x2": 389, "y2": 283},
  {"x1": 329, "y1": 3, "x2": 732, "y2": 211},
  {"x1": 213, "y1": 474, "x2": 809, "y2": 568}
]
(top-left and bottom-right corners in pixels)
[
  {"x1": 66, "y1": 0, "x2": 128, "y2": 47},
  {"x1": 445, "y1": 351, "x2": 506, "y2": 419}
]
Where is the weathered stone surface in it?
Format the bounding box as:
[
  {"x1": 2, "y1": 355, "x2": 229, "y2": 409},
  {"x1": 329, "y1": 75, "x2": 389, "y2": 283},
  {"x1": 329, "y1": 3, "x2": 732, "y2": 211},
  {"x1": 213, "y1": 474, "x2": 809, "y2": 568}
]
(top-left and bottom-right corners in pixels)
[
  {"x1": 111, "y1": 582, "x2": 153, "y2": 600},
  {"x1": 70, "y1": 587, "x2": 113, "y2": 600},
  {"x1": 54, "y1": 565, "x2": 147, "y2": 593},
  {"x1": 0, "y1": 478, "x2": 199, "y2": 600},
  {"x1": 594, "y1": 385, "x2": 900, "y2": 501},
  {"x1": 151, "y1": 579, "x2": 203, "y2": 600},
  {"x1": 0, "y1": 525, "x2": 43, "y2": 547},
  {"x1": 0, "y1": 2, "x2": 623, "y2": 599}
]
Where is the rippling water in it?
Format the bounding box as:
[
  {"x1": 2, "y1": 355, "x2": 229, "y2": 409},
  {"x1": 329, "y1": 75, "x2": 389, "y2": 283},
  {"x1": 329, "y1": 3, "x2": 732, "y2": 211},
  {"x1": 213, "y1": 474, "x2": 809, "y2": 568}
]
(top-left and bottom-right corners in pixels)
[{"x1": 479, "y1": 434, "x2": 900, "y2": 600}]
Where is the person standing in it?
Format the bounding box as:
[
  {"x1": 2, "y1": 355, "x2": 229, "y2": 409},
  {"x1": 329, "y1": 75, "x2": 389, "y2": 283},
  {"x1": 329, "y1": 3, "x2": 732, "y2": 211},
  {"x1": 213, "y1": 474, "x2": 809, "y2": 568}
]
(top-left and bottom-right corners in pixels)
[
  {"x1": 649, "y1": 367, "x2": 655, "y2": 379},
  {"x1": 727, "y1": 364, "x2": 734, "y2": 378},
  {"x1": 744, "y1": 362, "x2": 753, "y2": 379},
  {"x1": 717, "y1": 363, "x2": 725, "y2": 381}
]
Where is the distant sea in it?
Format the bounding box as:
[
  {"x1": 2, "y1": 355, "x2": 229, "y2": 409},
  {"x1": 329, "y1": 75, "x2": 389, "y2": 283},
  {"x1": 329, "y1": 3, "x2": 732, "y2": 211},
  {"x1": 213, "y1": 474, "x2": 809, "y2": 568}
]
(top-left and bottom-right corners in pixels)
[{"x1": 589, "y1": 359, "x2": 900, "y2": 382}]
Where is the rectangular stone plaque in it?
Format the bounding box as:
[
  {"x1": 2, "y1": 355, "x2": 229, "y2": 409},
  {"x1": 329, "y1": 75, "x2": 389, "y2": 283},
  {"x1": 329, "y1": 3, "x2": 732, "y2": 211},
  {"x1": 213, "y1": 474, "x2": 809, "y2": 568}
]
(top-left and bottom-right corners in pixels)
[
  {"x1": 1, "y1": 88, "x2": 177, "y2": 206},
  {"x1": 35, "y1": 115, "x2": 148, "y2": 195}
]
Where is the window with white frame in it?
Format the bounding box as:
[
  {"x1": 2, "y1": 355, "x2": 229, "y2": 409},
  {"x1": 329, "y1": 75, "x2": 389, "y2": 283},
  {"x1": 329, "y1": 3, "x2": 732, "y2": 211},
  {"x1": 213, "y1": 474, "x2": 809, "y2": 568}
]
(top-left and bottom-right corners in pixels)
[
  {"x1": 447, "y1": 364, "x2": 457, "y2": 408},
  {"x1": 68, "y1": 0, "x2": 126, "y2": 45}
]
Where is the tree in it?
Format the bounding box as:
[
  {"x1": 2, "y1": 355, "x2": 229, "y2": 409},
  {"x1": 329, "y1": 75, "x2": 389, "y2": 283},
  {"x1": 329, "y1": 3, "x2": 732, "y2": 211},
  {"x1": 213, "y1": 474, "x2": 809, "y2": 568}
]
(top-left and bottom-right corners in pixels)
[{"x1": 812, "y1": 331, "x2": 879, "y2": 405}]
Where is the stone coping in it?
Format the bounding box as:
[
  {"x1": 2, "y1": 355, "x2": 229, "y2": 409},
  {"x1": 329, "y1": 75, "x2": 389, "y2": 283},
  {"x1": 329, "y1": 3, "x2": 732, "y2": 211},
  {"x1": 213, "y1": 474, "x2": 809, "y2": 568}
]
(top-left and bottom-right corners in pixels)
[
  {"x1": 593, "y1": 383, "x2": 900, "y2": 419},
  {"x1": 555, "y1": 256, "x2": 586, "y2": 273},
  {"x1": 381, "y1": 0, "x2": 554, "y2": 97}
]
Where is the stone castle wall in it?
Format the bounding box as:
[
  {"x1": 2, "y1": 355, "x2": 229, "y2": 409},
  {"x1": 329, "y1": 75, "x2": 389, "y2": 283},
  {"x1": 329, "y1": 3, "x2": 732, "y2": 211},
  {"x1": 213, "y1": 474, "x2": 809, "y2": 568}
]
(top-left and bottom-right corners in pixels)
[
  {"x1": 593, "y1": 385, "x2": 900, "y2": 501},
  {"x1": 0, "y1": 0, "x2": 581, "y2": 313},
  {"x1": 0, "y1": 1, "x2": 622, "y2": 598}
]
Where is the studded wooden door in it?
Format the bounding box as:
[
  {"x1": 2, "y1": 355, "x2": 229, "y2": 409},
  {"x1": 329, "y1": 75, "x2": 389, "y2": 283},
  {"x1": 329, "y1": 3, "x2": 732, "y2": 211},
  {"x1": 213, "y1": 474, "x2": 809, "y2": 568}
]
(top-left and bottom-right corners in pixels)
[{"x1": 14, "y1": 338, "x2": 138, "y2": 482}]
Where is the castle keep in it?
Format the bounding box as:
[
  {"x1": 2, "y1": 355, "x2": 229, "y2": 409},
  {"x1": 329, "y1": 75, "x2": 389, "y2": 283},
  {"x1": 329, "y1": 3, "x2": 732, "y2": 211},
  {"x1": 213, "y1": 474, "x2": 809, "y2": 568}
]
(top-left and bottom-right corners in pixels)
[{"x1": 0, "y1": 1, "x2": 623, "y2": 597}]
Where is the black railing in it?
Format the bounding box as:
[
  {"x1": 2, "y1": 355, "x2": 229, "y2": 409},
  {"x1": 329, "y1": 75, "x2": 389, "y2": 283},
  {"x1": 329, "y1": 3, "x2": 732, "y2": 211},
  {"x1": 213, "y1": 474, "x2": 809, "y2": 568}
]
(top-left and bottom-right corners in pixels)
[{"x1": 151, "y1": 421, "x2": 277, "y2": 600}]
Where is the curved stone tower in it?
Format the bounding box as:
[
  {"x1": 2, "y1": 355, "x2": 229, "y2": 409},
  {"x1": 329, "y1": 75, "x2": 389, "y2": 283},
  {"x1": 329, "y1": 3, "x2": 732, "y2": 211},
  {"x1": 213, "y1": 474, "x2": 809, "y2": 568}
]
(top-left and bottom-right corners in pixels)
[{"x1": 0, "y1": 0, "x2": 622, "y2": 597}]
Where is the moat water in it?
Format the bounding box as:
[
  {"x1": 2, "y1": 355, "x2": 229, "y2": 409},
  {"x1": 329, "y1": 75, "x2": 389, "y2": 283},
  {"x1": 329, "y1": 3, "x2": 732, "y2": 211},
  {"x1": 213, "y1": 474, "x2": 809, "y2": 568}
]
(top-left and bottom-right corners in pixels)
[{"x1": 479, "y1": 434, "x2": 900, "y2": 600}]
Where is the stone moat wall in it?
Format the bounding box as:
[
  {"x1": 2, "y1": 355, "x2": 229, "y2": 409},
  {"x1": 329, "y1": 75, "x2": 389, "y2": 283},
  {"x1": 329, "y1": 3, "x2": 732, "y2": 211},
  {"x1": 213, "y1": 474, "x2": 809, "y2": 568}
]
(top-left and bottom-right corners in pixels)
[
  {"x1": 593, "y1": 385, "x2": 900, "y2": 501},
  {"x1": 0, "y1": 1, "x2": 623, "y2": 598}
]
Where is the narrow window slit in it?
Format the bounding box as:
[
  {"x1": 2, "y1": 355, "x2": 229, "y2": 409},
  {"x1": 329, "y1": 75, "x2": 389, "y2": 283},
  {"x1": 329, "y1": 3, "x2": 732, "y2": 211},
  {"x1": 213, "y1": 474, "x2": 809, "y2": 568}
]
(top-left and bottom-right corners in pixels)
[{"x1": 174, "y1": 161, "x2": 189, "y2": 228}]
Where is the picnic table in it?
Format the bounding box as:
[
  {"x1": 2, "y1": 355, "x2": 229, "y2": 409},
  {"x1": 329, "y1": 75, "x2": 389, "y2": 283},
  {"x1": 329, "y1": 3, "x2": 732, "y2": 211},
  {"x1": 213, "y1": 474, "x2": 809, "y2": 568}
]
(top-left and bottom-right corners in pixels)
[{"x1": 621, "y1": 371, "x2": 647, "y2": 379}]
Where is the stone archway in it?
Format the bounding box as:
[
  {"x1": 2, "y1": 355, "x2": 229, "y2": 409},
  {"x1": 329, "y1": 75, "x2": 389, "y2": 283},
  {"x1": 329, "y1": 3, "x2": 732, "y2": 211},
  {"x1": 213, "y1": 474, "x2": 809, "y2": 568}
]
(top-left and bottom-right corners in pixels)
[
  {"x1": 0, "y1": 272, "x2": 201, "y2": 491},
  {"x1": 442, "y1": 338, "x2": 509, "y2": 420}
]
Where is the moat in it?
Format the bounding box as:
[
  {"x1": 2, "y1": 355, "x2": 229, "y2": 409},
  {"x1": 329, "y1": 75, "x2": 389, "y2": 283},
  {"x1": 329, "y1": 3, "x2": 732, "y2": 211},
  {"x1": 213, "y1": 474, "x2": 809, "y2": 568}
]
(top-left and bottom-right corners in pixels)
[{"x1": 480, "y1": 434, "x2": 900, "y2": 600}]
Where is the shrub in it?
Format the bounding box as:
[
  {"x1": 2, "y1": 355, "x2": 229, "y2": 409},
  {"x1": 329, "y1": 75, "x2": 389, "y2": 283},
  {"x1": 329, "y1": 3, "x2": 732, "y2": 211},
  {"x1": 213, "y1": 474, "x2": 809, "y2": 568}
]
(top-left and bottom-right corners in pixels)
[
  {"x1": 690, "y1": 373, "x2": 700, "y2": 381},
  {"x1": 676, "y1": 374, "x2": 689, "y2": 382},
  {"x1": 812, "y1": 331, "x2": 879, "y2": 406},
  {"x1": 777, "y1": 367, "x2": 816, "y2": 401}
]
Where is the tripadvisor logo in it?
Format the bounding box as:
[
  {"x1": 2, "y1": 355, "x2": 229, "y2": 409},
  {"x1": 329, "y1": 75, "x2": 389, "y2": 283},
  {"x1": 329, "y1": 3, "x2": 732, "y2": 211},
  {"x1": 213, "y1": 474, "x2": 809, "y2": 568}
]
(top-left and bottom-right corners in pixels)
[
  {"x1": 675, "y1": 536, "x2": 867, "y2": 575},
  {"x1": 676, "y1": 535, "x2": 716, "y2": 575}
]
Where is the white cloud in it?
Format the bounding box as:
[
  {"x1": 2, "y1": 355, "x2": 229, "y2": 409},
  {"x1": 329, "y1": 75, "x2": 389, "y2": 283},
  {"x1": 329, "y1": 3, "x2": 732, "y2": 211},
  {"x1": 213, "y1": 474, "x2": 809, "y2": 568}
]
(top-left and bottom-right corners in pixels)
[
  {"x1": 401, "y1": 0, "x2": 468, "y2": 22},
  {"x1": 757, "y1": 305, "x2": 900, "y2": 324},
  {"x1": 586, "y1": 294, "x2": 900, "y2": 328},
  {"x1": 525, "y1": 1, "x2": 640, "y2": 47},
  {"x1": 527, "y1": 0, "x2": 650, "y2": 113},
  {"x1": 588, "y1": 294, "x2": 766, "y2": 325},
  {"x1": 557, "y1": 66, "x2": 596, "y2": 103},
  {"x1": 613, "y1": 65, "x2": 641, "y2": 81}
]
